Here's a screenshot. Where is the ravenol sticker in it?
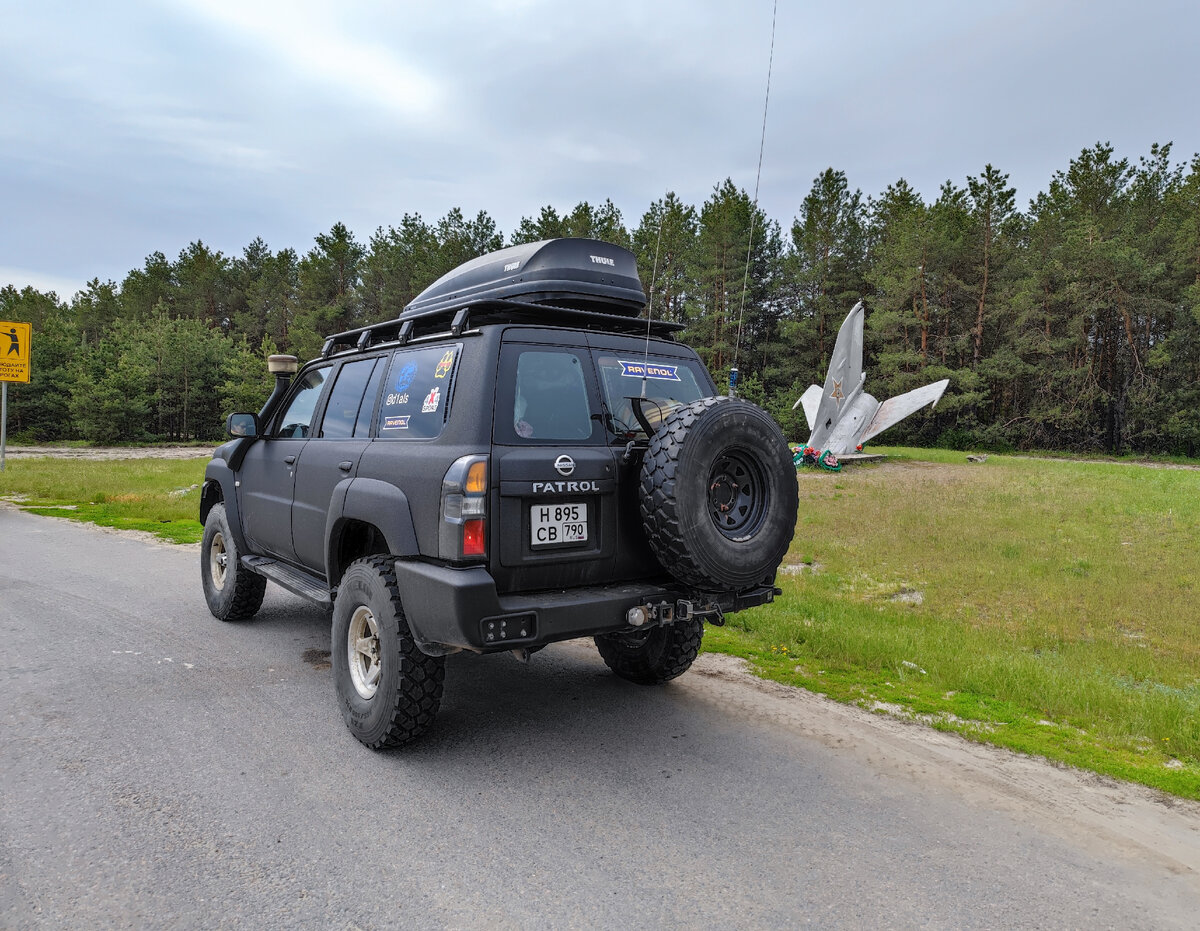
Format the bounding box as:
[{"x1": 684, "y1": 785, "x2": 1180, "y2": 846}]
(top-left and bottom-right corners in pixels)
[
  {"x1": 382, "y1": 415, "x2": 411, "y2": 430},
  {"x1": 393, "y1": 361, "x2": 418, "y2": 392},
  {"x1": 434, "y1": 349, "x2": 455, "y2": 379},
  {"x1": 618, "y1": 360, "x2": 680, "y2": 381},
  {"x1": 421, "y1": 386, "x2": 440, "y2": 413}
]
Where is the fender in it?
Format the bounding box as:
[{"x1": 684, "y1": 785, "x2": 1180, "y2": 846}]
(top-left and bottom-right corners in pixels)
[
  {"x1": 201, "y1": 459, "x2": 250, "y2": 553},
  {"x1": 326, "y1": 476, "x2": 421, "y2": 574}
]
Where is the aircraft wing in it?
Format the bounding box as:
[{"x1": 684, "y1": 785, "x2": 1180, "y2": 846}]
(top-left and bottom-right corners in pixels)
[
  {"x1": 792, "y1": 384, "x2": 823, "y2": 429},
  {"x1": 859, "y1": 379, "x2": 949, "y2": 445}
]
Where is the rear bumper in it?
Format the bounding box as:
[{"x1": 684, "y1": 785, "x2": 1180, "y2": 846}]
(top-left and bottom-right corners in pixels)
[{"x1": 393, "y1": 560, "x2": 777, "y2": 656}]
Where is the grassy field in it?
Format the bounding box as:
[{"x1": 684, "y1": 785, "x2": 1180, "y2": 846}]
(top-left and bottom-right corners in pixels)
[
  {"x1": 0, "y1": 458, "x2": 205, "y2": 543},
  {"x1": 3, "y1": 448, "x2": 1198, "y2": 797}
]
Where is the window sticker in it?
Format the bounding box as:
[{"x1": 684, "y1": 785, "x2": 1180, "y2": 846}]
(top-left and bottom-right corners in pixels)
[
  {"x1": 385, "y1": 391, "x2": 410, "y2": 406},
  {"x1": 393, "y1": 361, "x2": 418, "y2": 392},
  {"x1": 421, "y1": 386, "x2": 441, "y2": 413},
  {"x1": 434, "y1": 349, "x2": 455, "y2": 379},
  {"x1": 383, "y1": 415, "x2": 411, "y2": 430},
  {"x1": 618, "y1": 359, "x2": 681, "y2": 381}
]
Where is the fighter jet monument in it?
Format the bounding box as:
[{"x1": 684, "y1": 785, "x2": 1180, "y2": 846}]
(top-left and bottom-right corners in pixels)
[{"x1": 794, "y1": 302, "x2": 949, "y2": 457}]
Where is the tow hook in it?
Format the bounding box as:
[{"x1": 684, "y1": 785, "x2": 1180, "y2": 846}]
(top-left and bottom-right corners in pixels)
[{"x1": 626, "y1": 599, "x2": 725, "y2": 628}]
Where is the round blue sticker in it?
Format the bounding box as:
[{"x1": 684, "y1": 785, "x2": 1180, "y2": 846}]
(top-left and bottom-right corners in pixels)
[{"x1": 393, "y1": 361, "x2": 418, "y2": 392}]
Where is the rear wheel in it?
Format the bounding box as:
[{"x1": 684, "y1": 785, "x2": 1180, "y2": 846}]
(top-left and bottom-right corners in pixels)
[
  {"x1": 332, "y1": 556, "x2": 444, "y2": 749},
  {"x1": 201, "y1": 503, "x2": 266, "y2": 621},
  {"x1": 594, "y1": 618, "x2": 704, "y2": 685}
]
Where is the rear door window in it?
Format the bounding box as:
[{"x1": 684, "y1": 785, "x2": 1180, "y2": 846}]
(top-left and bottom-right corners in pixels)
[
  {"x1": 496, "y1": 345, "x2": 602, "y2": 445},
  {"x1": 593, "y1": 353, "x2": 709, "y2": 439},
  {"x1": 318, "y1": 357, "x2": 381, "y2": 439},
  {"x1": 376, "y1": 344, "x2": 460, "y2": 439}
]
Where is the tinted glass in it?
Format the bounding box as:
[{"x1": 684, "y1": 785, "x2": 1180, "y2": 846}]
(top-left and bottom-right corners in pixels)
[
  {"x1": 594, "y1": 354, "x2": 708, "y2": 439},
  {"x1": 319, "y1": 358, "x2": 379, "y2": 439},
  {"x1": 377, "y1": 344, "x2": 459, "y2": 439},
  {"x1": 354, "y1": 357, "x2": 386, "y2": 437},
  {"x1": 275, "y1": 366, "x2": 329, "y2": 438},
  {"x1": 513, "y1": 350, "x2": 593, "y2": 441}
]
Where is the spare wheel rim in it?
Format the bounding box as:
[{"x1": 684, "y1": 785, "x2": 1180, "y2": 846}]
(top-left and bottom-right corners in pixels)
[{"x1": 707, "y1": 448, "x2": 768, "y2": 540}]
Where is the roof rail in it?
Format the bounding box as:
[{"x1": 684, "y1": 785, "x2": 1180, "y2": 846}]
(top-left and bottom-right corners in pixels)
[{"x1": 321, "y1": 297, "x2": 683, "y2": 357}]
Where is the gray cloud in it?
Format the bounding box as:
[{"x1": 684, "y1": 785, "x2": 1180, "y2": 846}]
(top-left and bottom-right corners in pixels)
[{"x1": 2, "y1": 0, "x2": 1197, "y2": 299}]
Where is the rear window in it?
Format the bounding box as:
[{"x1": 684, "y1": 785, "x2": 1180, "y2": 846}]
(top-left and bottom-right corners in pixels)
[
  {"x1": 376, "y1": 344, "x2": 459, "y2": 439},
  {"x1": 594, "y1": 354, "x2": 709, "y2": 438}
]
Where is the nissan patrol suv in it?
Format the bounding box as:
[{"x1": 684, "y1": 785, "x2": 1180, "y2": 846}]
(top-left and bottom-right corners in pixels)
[{"x1": 200, "y1": 238, "x2": 798, "y2": 748}]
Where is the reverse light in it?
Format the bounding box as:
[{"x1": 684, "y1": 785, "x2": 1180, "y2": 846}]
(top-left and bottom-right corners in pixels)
[{"x1": 440, "y1": 455, "x2": 489, "y2": 561}]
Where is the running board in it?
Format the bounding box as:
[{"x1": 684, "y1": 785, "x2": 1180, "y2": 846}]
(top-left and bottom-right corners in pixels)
[{"x1": 241, "y1": 555, "x2": 332, "y2": 605}]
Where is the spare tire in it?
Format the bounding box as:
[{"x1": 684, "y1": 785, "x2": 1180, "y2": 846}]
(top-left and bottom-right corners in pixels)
[{"x1": 640, "y1": 396, "x2": 798, "y2": 592}]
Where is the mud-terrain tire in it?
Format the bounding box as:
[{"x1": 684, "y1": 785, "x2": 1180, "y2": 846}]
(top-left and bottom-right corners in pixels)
[
  {"x1": 201, "y1": 502, "x2": 267, "y2": 621},
  {"x1": 595, "y1": 618, "x2": 704, "y2": 685},
  {"x1": 640, "y1": 396, "x2": 798, "y2": 591},
  {"x1": 332, "y1": 556, "x2": 444, "y2": 749}
]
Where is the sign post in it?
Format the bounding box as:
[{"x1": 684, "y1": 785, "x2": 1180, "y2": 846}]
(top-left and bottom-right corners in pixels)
[{"x1": 0, "y1": 321, "x2": 33, "y2": 471}]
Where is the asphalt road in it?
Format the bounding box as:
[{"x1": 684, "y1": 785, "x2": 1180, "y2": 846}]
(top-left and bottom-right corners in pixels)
[{"x1": 3, "y1": 507, "x2": 1199, "y2": 929}]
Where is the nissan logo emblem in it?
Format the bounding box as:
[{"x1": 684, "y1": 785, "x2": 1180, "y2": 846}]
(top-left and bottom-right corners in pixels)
[{"x1": 554, "y1": 455, "x2": 576, "y2": 476}]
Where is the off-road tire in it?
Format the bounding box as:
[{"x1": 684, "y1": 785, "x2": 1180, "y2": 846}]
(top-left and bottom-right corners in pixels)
[
  {"x1": 595, "y1": 618, "x2": 704, "y2": 685},
  {"x1": 640, "y1": 397, "x2": 798, "y2": 591},
  {"x1": 332, "y1": 555, "x2": 444, "y2": 749},
  {"x1": 201, "y1": 502, "x2": 267, "y2": 621}
]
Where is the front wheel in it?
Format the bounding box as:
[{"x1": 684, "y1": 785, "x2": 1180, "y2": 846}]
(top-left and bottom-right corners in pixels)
[
  {"x1": 594, "y1": 618, "x2": 704, "y2": 685},
  {"x1": 201, "y1": 502, "x2": 266, "y2": 621},
  {"x1": 332, "y1": 556, "x2": 444, "y2": 749}
]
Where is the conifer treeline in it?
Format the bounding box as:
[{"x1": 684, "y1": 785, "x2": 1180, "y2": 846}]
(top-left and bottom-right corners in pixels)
[{"x1": 3, "y1": 141, "x2": 1198, "y2": 453}]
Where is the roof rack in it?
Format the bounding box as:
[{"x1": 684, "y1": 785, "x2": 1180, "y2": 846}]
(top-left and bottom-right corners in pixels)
[{"x1": 321, "y1": 297, "x2": 684, "y2": 358}]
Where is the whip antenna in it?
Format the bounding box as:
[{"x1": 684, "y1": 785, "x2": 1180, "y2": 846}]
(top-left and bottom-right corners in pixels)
[
  {"x1": 731, "y1": 0, "x2": 778, "y2": 394},
  {"x1": 640, "y1": 209, "x2": 666, "y2": 398}
]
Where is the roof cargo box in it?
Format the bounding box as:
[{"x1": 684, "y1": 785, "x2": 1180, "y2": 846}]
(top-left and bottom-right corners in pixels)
[{"x1": 404, "y1": 238, "x2": 646, "y2": 317}]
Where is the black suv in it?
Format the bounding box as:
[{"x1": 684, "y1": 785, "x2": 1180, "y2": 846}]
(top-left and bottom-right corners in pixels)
[{"x1": 200, "y1": 238, "x2": 798, "y2": 748}]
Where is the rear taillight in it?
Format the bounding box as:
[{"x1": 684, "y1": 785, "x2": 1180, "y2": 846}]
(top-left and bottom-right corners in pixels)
[{"x1": 440, "y1": 455, "x2": 488, "y2": 562}]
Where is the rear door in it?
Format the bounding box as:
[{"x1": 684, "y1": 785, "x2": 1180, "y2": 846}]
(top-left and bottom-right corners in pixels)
[
  {"x1": 490, "y1": 335, "x2": 619, "y2": 594},
  {"x1": 290, "y1": 355, "x2": 386, "y2": 573}
]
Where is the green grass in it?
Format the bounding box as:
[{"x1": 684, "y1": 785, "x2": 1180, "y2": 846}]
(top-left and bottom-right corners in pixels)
[
  {"x1": 0, "y1": 458, "x2": 205, "y2": 543},
  {"x1": 3, "y1": 446, "x2": 1199, "y2": 797},
  {"x1": 708, "y1": 446, "x2": 1200, "y2": 798}
]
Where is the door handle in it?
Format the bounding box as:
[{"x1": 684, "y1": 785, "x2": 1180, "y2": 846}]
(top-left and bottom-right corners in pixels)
[
  {"x1": 284, "y1": 455, "x2": 297, "y2": 465},
  {"x1": 338, "y1": 461, "x2": 353, "y2": 472}
]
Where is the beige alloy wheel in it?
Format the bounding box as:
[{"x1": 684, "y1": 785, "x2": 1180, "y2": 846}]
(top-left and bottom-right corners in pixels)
[
  {"x1": 208, "y1": 531, "x2": 228, "y2": 590},
  {"x1": 348, "y1": 605, "x2": 382, "y2": 699}
]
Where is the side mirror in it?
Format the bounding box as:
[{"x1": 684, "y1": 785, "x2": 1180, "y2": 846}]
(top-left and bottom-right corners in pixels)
[{"x1": 227, "y1": 412, "x2": 260, "y2": 438}]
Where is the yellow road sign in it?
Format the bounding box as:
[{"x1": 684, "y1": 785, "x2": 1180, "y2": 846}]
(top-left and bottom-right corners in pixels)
[{"x1": 0, "y1": 321, "x2": 32, "y2": 383}]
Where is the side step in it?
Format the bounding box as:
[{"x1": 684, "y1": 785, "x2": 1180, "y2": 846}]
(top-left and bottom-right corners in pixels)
[{"x1": 242, "y1": 555, "x2": 332, "y2": 605}]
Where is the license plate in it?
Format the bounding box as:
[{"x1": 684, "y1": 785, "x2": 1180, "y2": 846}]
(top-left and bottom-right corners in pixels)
[{"x1": 530, "y1": 501, "x2": 588, "y2": 547}]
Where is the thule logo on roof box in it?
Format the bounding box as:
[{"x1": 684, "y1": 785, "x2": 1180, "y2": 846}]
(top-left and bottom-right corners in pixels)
[{"x1": 589, "y1": 255, "x2": 615, "y2": 267}]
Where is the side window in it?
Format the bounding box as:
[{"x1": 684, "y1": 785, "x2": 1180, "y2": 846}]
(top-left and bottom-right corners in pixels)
[
  {"x1": 376, "y1": 344, "x2": 459, "y2": 440},
  {"x1": 318, "y1": 358, "x2": 380, "y2": 439},
  {"x1": 274, "y1": 366, "x2": 330, "y2": 438}
]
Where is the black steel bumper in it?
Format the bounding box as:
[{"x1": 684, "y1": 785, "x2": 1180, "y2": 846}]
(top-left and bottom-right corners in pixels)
[{"x1": 393, "y1": 560, "x2": 778, "y2": 657}]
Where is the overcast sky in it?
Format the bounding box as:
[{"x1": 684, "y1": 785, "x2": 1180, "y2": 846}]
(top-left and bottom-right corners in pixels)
[{"x1": 3, "y1": 0, "x2": 1198, "y2": 301}]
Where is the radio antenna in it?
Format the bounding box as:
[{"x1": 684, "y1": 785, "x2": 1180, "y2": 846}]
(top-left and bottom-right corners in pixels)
[{"x1": 731, "y1": 0, "x2": 778, "y2": 392}]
